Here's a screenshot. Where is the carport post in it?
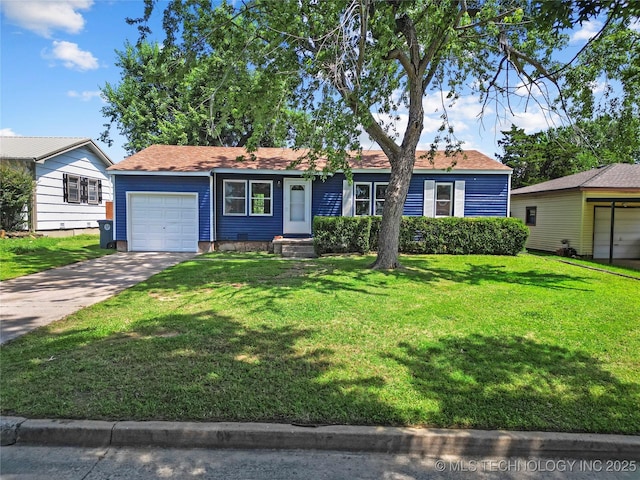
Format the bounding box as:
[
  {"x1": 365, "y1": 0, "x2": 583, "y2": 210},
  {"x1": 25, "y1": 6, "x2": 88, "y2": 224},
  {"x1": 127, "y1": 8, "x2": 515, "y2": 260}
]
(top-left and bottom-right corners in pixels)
[{"x1": 609, "y1": 201, "x2": 615, "y2": 265}]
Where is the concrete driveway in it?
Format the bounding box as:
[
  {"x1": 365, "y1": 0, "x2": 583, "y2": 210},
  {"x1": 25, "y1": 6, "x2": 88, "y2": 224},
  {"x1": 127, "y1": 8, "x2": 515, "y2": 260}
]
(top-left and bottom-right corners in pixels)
[{"x1": 0, "y1": 252, "x2": 195, "y2": 345}]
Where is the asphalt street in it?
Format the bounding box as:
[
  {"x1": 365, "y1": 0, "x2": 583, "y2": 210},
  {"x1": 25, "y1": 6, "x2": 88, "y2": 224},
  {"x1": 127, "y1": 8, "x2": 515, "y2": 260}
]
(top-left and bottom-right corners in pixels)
[{"x1": 2, "y1": 446, "x2": 639, "y2": 480}]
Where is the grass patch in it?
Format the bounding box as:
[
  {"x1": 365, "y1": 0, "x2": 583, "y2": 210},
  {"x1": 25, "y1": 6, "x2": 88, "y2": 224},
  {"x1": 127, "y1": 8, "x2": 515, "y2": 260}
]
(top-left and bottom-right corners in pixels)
[
  {"x1": 1, "y1": 253, "x2": 638, "y2": 434},
  {"x1": 528, "y1": 251, "x2": 640, "y2": 279},
  {"x1": 559, "y1": 258, "x2": 639, "y2": 279},
  {"x1": 0, "y1": 234, "x2": 114, "y2": 280}
]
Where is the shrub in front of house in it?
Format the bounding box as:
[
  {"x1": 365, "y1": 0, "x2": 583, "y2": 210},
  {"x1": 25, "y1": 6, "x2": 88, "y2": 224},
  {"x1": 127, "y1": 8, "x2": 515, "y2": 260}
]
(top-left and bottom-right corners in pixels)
[
  {"x1": 313, "y1": 216, "x2": 371, "y2": 254},
  {"x1": 0, "y1": 165, "x2": 34, "y2": 232},
  {"x1": 397, "y1": 217, "x2": 529, "y2": 255},
  {"x1": 314, "y1": 216, "x2": 528, "y2": 256}
]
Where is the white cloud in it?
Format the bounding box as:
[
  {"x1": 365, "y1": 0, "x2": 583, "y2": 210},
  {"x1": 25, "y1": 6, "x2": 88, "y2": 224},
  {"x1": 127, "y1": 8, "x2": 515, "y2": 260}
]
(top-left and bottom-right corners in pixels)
[
  {"x1": 360, "y1": 91, "x2": 489, "y2": 151},
  {"x1": 0, "y1": 128, "x2": 18, "y2": 136},
  {"x1": 67, "y1": 90, "x2": 102, "y2": 101},
  {"x1": 44, "y1": 40, "x2": 98, "y2": 71},
  {"x1": 629, "y1": 19, "x2": 640, "y2": 32},
  {"x1": 589, "y1": 80, "x2": 609, "y2": 94},
  {"x1": 359, "y1": 85, "x2": 567, "y2": 156},
  {"x1": 570, "y1": 20, "x2": 603, "y2": 43},
  {"x1": 496, "y1": 107, "x2": 564, "y2": 134},
  {"x1": 0, "y1": 0, "x2": 92, "y2": 38}
]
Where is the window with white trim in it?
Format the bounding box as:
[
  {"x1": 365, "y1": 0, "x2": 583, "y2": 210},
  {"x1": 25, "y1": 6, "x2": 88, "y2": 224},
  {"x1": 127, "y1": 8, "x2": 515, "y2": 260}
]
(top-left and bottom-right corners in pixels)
[
  {"x1": 354, "y1": 182, "x2": 388, "y2": 216},
  {"x1": 223, "y1": 180, "x2": 247, "y2": 215},
  {"x1": 249, "y1": 180, "x2": 272, "y2": 216},
  {"x1": 66, "y1": 175, "x2": 81, "y2": 203},
  {"x1": 354, "y1": 183, "x2": 371, "y2": 216},
  {"x1": 87, "y1": 179, "x2": 100, "y2": 204},
  {"x1": 374, "y1": 183, "x2": 387, "y2": 215},
  {"x1": 435, "y1": 183, "x2": 453, "y2": 217},
  {"x1": 63, "y1": 174, "x2": 102, "y2": 204}
]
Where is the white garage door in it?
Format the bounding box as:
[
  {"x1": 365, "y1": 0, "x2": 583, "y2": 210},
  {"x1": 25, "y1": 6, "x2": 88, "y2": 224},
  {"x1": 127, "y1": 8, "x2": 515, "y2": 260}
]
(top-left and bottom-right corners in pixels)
[
  {"x1": 593, "y1": 207, "x2": 640, "y2": 259},
  {"x1": 128, "y1": 193, "x2": 198, "y2": 252}
]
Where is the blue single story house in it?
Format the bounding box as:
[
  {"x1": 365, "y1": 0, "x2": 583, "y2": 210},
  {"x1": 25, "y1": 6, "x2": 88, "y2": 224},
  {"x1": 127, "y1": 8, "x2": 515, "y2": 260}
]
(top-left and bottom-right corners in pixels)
[{"x1": 107, "y1": 145, "x2": 512, "y2": 252}]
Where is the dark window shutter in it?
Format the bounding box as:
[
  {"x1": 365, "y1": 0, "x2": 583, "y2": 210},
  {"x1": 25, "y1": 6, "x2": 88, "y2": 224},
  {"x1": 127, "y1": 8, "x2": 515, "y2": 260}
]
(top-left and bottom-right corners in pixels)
[
  {"x1": 81, "y1": 177, "x2": 88, "y2": 203},
  {"x1": 98, "y1": 180, "x2": 103, "y2": 203},
  {"x1": 63, "y1": 174, "x2": 69, "y2": 202}
]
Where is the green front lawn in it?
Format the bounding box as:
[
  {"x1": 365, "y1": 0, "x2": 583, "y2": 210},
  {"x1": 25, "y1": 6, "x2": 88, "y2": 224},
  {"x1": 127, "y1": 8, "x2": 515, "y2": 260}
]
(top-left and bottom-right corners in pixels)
[
  {"x1": 1, "y1": 253, "x2": 638, "y2": 434},
  {"x1": 0, "y1": 234, "x2": 114, "y2": 280}
]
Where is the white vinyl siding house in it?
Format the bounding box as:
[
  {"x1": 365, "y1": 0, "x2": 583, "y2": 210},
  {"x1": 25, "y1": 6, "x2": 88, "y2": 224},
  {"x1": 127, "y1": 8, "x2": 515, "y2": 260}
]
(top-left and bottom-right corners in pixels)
[
  {"x1": 0, "y1": 137, "x2": 114, "y2": 232},
  {"x1": 511, "y1": 190, "x2": 584, "y2": 254},
  {"x1": 511, "y1": 164, "x2": 640, "y2": 259},
  {"x1": 35, "y1": 146, "x2": 112, "y2": 230}
]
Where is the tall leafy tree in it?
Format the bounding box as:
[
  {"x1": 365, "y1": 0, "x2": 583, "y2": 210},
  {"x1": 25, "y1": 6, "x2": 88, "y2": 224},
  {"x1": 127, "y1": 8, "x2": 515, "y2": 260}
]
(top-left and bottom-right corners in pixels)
[
  {"x1": 100, "y1": 3, "x2": 300, "y2": 154},
  {"x1": 534, "y1": 0, "x2": 639, "y2": 127},
  {"x1": 497, "y1": 115, "x2": 640, "y2": 188},
  {"x1": 127, "y1": 0, "x2": 630, "y2": 269},
  {"x1": 499, "y1": 2, "x2": 639, "y2": 188}
]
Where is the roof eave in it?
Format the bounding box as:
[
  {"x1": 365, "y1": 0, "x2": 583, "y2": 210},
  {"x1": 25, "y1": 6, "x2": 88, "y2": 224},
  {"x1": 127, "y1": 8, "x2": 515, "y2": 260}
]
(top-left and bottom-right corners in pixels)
[
  {"x1": 511, "y1": 186, "x2": 579, "y2": 196},
  {"x1": 109, "y1": 170, "x2": 210, "y2": 176},
  {"x1": 110, "y1": 167, "x2": 510, "y2": 176},
  {"x1": 34, "y1": 139, "x2": 114, "y2": 167}
]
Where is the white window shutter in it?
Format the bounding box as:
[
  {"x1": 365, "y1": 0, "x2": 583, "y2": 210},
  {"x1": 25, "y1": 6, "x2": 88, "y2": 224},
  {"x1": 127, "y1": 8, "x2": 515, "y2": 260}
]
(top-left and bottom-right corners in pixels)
[
  {"x1": 423, "y1": 180, "x2": 435, "y2": 217},
  {"x1": 454, "y1": 180, "x2": 465, "y2": 217},
  {"x1": 342, "y1": 180, "x2": 353, "y2": 216}
]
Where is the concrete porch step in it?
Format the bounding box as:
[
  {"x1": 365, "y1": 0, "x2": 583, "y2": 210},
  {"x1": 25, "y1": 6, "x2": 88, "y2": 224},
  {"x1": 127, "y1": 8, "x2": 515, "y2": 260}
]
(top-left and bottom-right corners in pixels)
[
  {"x1": 273, "y1": 238, "x2": 317, "y2": 258},
  {"x1": 281, "y1": 245, "x2": 317, "y2": 258}
]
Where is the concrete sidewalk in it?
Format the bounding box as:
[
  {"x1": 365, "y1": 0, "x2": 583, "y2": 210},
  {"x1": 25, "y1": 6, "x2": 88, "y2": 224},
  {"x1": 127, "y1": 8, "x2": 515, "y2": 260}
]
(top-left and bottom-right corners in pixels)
[
  {"x1": 0, "y1": 252, "x2": 195, "y2": 344},
  {"x1": 1, "y1": 417, "x2": 639, "y2": 460}
]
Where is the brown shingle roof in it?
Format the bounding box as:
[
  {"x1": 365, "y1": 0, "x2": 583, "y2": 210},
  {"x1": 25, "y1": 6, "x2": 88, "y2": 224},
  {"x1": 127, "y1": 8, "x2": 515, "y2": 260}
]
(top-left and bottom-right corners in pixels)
[
  {"x1": 511, "y1": 164, "x2": 640, "y2": 195},
  {"x1": 108, "y1": 145, "x2": 510, "y2": 173}
]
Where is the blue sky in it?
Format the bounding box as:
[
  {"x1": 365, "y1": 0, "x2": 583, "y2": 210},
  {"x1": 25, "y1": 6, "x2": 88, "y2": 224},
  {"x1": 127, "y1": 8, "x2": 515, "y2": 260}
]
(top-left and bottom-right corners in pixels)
[
  {"x1": 0, "y1": 1, "x2": 625, "y2": 164},
  {"x1": 1, "y1": 0, "x2": 160, "y2": 163}
]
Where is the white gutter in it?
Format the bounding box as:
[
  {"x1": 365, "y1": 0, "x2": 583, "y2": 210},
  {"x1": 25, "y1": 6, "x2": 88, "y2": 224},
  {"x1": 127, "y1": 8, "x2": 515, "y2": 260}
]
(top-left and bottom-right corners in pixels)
[
  {"x1": 108, "y1": 170, "x2": 210, "y2": 177},
  {"x1": 351, "y1": 168, "x2": 513, "y2": 175},
  {"x1": 211, "y1": 168, "x2": 325, "y2": 176},
  {"x1": 110, "y1": 173, "x2": 117, "y2": 240}
]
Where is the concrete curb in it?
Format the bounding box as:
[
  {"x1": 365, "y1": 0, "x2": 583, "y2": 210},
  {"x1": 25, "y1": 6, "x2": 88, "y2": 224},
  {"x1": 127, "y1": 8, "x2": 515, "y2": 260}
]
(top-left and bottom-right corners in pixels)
[{"x1": 2, "y1": 417, "x2": 639, "y2": 459}]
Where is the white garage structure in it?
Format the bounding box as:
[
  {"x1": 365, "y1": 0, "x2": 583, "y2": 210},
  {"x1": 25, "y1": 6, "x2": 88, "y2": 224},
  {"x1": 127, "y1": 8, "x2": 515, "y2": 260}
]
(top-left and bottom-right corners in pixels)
[
  {"x1": 511, "y1": 164, "x2": 640, "y2": 261},
  {"x1": 127, "y1": 192, "x2": 199, "y2": 252}
]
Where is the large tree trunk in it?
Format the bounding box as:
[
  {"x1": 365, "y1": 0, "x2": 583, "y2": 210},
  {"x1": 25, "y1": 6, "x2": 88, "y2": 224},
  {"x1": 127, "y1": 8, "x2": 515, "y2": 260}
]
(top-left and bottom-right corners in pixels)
[{"x1": 371, "y1": 148, "x2": 417, "y2": 269}]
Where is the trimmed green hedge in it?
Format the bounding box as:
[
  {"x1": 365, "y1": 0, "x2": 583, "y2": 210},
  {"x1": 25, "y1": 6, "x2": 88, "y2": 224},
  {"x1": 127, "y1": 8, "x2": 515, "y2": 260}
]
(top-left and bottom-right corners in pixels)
[
  {"x1": 314, "y1": 216, "x2": 528, "y2": 256},
  {"x1": 313, "y1": 216, "x2": 372, "y2": 254}
]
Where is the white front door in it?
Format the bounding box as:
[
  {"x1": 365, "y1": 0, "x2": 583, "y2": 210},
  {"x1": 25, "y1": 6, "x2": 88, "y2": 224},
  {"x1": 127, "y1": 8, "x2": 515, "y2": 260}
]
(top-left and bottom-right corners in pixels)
[{"x1": 283, "y1": 178, "x2": 312, "y2": 234}]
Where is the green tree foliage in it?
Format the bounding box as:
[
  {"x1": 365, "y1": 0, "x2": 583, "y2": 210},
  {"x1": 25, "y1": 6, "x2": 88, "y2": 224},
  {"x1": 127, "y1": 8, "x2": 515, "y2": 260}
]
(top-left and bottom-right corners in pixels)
[
  {"x1": 100, "y1": 2, "x2": 300, "y2": 154},
  {"x1": 241, "y1": 0, "x2": 567, "y2": 268},
  {"x1": 560, "y1": 21, "x2": 638, "y2": 122},
  {"x1": 532, "y1": 1, "x2": 639, "y2": 126},
  {"x1": 123, "y1": 0, "x2": 632, "y2": 268},
  {"x1": 497, "y1": 116, "x2": 640, "y2": 188},
  {"x1": 0, "y1": 164, "x2": 34, "y2": 231},
  {"x1": 498, "y1": 2, "x2": 639, "y2": 189}
]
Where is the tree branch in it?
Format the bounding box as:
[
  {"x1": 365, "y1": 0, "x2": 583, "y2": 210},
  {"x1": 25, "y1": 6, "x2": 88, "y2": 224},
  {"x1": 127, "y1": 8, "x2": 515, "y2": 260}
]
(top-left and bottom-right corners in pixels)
[{"x1": 384, "y1": 48, "x2": 414, "y2": 75}]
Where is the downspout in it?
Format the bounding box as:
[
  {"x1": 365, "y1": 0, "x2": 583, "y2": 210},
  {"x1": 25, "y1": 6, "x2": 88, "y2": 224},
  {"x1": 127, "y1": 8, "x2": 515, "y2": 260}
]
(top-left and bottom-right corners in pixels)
[
  {"x1": 111, "y1": 174, "x2": 116, "y2": 243},
  {"x1": 506, "y1": 173, "x2": 512, "y2": 217},
  {"x1": 211, "y1": 171, "x2": 217, "y2": 244}
]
